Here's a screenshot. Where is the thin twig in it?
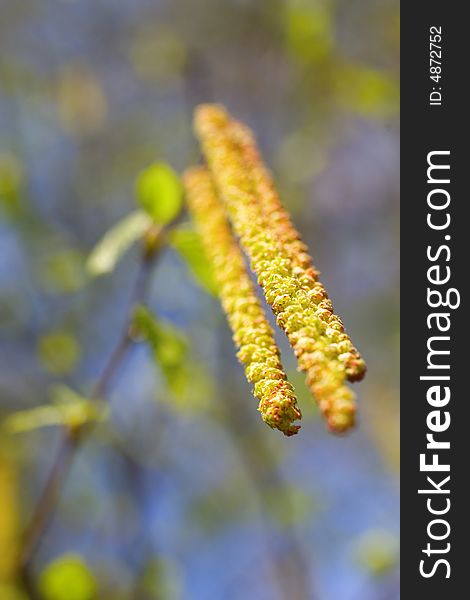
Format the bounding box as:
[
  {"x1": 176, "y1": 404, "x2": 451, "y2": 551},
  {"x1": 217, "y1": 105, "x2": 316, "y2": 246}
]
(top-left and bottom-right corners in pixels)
[{"x1": 19, "y1": 226, "x2": 165, "y2": 573}]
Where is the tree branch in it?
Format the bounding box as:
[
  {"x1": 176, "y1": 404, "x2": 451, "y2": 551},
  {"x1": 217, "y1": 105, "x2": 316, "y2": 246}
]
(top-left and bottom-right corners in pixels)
[{"x1": 19, "y1": 225, "x2": 165, "y2": 573}]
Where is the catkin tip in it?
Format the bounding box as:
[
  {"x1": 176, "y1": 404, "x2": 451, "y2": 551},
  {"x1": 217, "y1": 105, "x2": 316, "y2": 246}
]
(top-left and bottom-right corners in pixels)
[
  {"x1": 194, "y1": 104, "x2": 229, "y2": 133},
  {"x1": 327, "y1": 412, "x2": 356, "y2": 434}
]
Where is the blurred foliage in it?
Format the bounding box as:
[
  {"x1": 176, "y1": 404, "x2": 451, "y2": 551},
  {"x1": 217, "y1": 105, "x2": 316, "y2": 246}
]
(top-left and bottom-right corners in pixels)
[
  {"x1": 40, "y1": 249, "x2": 88, "y2": 294},
  {"x1": 0, "y1": 153, "x2": 23, "y2": 219},
  {"x1": 135, "y1": 163, "x2": 183, "y2": 225},
  {"x1": 352, "y1": 529, "x2": 399, "y2": 577},
  {"x1": 37, "y1": 331, "x2": 81, "y2": 376},
  {"x1": 0, "y1": 448, "x2": 19, "y2": 590},
  {"x1": 190, "y1": 477, "x2": 256, "y2": 534},
  {"x1": 86, "y1": 211, "x2": 152, "y2": 277},
  {"x1": 3, "y1": 385, "x2": 107, "y2": 434},
  {"x1": 363, "y1": 384, "x2": 400, "y2": 472},
  {"x1": 39, "y1": 554, "x2": 97, "y2": 600},
  {"x1": 265, "y1": 485, "x2": 319, "y2": 529},
  {"x1": 56, "y1": 63, "x2": 108, "y2": 137},
  {"x1": 138, "y1": 558, "x2": 183, "y2": 600},
  {"x1": 87, "y1": 161, "x2": 184, "y2": 276},
  {"x1": 169, "y1": 225, "x2": 218, "y2": 296},
  {"x1": 132, "y1": 305, "x2": 190, "y2": 398},
  {"x1": 132, "y1": 305, "x2": 214, "y2": 413},
  {"x1": 333, "y1": 62, "x2": 398, "y2": 117},
  {"x1": 0, "y1": 0, "x2": 399, "y2": 598},
  {"x1": 285, "y1": 0, "x2": 334, "y2": 63}
]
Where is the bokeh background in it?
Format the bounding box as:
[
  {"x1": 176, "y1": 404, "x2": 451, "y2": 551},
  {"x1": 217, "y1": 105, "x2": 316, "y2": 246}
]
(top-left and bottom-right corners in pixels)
[{"x1": 0, "y1": 1, "x2": 399, "y2": 599}]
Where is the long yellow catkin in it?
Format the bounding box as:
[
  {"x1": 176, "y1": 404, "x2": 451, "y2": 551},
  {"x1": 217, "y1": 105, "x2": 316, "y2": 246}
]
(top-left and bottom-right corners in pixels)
[
  {"x1": 229, "y1": 120, "x2": 366, "y2": 383},
  {"x1": 183, "y1": 167, "x2": 302, "y2": 436},
  {"x1": 194, "y1": 104, "x2": 365, "y2": 433}
]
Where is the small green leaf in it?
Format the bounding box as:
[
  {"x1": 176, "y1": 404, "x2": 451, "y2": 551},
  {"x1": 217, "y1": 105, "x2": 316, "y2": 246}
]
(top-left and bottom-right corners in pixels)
[
  {"x1": 3, "y1": 385, "x2": 107, "y2": 434},
  {"x1": 169, "y1": 225, "x2": 218, "y2": 296},
  {"x1": 37, "y1": 331, "x2": 80, "y2": 376},
  {"x1": 39, "y1": 554, "x2": 97, "y2": 600},
  {"x1": 136, "y1": 162, "x2": 182, "y2": 224},
  {"x1": 132, "y1": 306, "x2": 189, "y2": 397},
  {"x1": 86, "y1": 210, "x2": 151, "y2": 277},
  {"x1": 0, "y1": 584, "x2": 27, "y2": 600}
]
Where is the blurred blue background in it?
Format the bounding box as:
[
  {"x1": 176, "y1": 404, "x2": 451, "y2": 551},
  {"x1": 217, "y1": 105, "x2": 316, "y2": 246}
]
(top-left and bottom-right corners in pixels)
[{"x1": 0, "y1": 1, "x2": 399, "y2": 599}]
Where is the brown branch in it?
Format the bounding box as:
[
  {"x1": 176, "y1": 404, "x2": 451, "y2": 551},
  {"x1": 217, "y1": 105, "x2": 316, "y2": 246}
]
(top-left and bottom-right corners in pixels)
[{"x1": 18, "y1": 225, "x2": 166, "y2": 574}]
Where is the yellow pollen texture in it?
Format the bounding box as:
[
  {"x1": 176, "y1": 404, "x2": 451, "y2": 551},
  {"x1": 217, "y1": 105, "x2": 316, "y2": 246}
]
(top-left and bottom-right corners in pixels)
[{"x1": 194, "y1": 104, "x2": 366, "y2": 433}]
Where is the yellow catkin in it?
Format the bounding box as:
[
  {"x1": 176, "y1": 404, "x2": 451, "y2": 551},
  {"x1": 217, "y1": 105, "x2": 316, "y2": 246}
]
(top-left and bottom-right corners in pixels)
[
  {"x1": 183, "y1": 167, "x2": 302, "y2": 436},
  {"x1": 194, "y1": 104, "x2": 366, "y2": 433},
  {"x1": 229, "y1": 120, "x2": 366, "y2": 383}
]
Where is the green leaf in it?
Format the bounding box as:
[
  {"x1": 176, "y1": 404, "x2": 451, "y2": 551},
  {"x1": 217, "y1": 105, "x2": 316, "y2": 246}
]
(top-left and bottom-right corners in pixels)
[
  {"x1": 132, "y1": 306, "x2": 189, "y2": 397},
  {"x1": 285, "y1": 4, "x2": 333, "y2": 63},
  {"x1": 37, "y1": 331, "x2": 80, "y2": 376},
  {"x1": 39, "y1": 554, "x2": 97, "y2": 600},
  {"x1": 0, "y1": 152, "x2": 24, "y2": 219},
  {"x1": 86, "y1": 210, "x2": 151, "y2": 277},
  {"x1": 136, "y1": 162, "x2": 182, "y2": 224},
  {"x1": 169, "y1": 225, "x2": 218, "y2": 296},
  {"x1": 3, "y1": 385, "x2": 107, "y2": 434}
]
